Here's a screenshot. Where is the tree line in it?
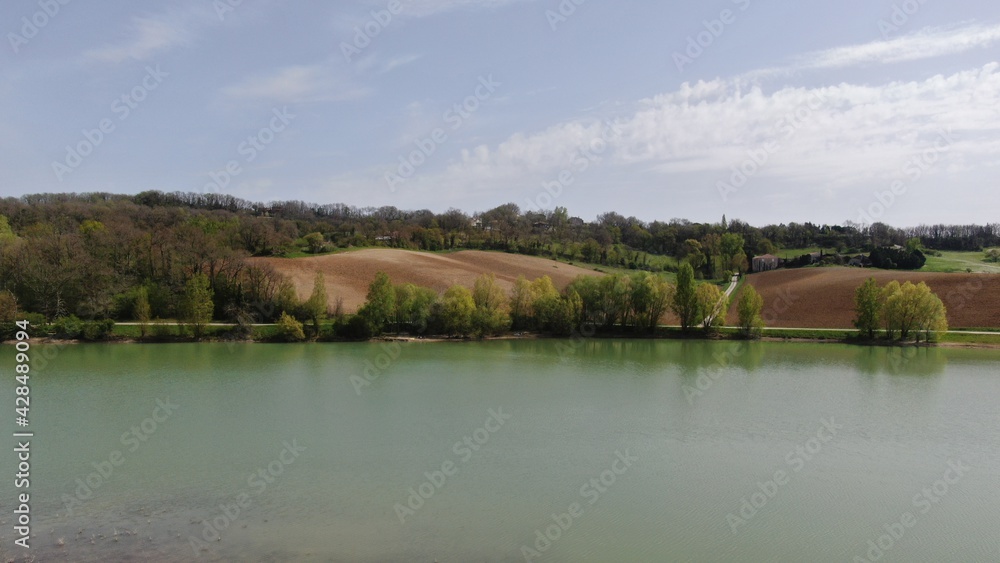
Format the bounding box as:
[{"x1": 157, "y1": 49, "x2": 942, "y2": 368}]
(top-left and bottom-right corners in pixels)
[{"x1": 0, "y1": 191, "x2": 991, "y2": 328}]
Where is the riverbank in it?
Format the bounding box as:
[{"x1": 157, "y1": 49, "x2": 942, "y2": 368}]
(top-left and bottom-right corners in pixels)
[{"x1": 8, "y1": 325, "x2": 1000, "y2": 349}]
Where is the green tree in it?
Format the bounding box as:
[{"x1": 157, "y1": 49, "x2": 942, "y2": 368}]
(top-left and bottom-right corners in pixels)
[
  {"x1": 629, "y1": 272, "x2": 674, "y2": 332},
  {"x1": 853, "y1": 277, "x2": 880, "y2": 340},
  {"x1": 437, "y1": 285, "x2": 475, "y2": 336},
  {"x1": 695, "y1": 283, "x2": 726, "y2": 331},
  {"x1": 181, "y1": 273, "x2": 214, "y2": 338},
  {"x1": 737, "y1": 285, "x2": 765, "y2": 339},
  {"x1": 303, "y1": 232, "x2": 325, "y2": 254},
  {"x1": 302, "y1": 273, "x2": 328, "y2": 336},
  {"x1": 879, "y1": 280, "x2": 902, "y2": 340},
  {"x1": 393, "y1": 283, "x2": 437, "y2": 333},
  {"x1": 358, "y1": 272, "x2": 395, "y2": 335},
  {"x1": 134, "y1": 286, "x2": 152, "y2": 338},
  {"x1": 275, "y1": 279, "x2": 300, "y2": 319},
  {"x1": 672, "y1": 263, "x2": 699, "y2": 332},
  {"x1": 471, "y1": 273, "x2": 510, "y2": 337},
  {"x1": 509, "y1": 276, "x2": 535, "y2": 330},
  {"x1": 277, "y1": 311, "x2": 306, "y2": 341},
  {"x1": 0, "y1": 215, "x2": 16, "y2": 246}
]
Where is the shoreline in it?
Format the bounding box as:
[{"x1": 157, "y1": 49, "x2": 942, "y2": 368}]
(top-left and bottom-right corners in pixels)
[{"x1": 8, "y1": 330, "x2": 1000, "y2": 349}]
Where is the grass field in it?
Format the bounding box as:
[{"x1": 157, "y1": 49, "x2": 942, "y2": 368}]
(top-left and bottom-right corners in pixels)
[{"x1": 922, "y1": 249, "x2": 1000, "y2": 273}]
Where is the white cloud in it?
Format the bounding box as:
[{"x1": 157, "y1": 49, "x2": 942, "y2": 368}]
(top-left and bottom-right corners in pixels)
[
  {"x1": 389, "y1": 62, "x2": 1000, "y2": 199},
  {"x1": 222, "y1": 64, "x2": 372, "y2": 104},
  {"x1": 84, "y1": 15, "x2": 192, "y2": 63},
  {"x1": 752, "y1": 22, "x2": 1000, "y2": 76}
]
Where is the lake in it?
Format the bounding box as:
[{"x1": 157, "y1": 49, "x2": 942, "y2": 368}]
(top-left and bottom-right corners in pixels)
[{"x1": 1, "y1": 340, "x2": 998, "y2": 562}]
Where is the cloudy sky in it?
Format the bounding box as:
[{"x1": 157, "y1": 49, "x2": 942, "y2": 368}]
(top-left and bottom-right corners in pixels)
[{"x1": 2, "y1": 0, "x2": 999, "y2": 226}]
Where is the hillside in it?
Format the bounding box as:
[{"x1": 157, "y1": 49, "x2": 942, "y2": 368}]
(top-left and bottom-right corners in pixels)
[
  {"x1": 725, "y1": 267, "x2": 1000, "y2": 329},
  {"x1": 252, "y1": 249, "x2": 604, "y2": 312}
]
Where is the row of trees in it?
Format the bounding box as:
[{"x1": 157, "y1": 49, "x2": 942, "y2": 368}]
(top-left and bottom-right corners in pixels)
[
  {"x1": 853, "y1": 278, "x2": 948, "y2": 342},
  {"x1": 3, "y1": 191, "x2": 989, "y2": 328},
  {"x1": 304, "y1": 264, "x2": 766, "y2": 341}
]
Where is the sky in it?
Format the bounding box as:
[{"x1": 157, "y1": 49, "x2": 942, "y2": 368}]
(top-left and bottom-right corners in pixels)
[{"x1": 2, "y1": 0, "x2": 999, "y2": 227}]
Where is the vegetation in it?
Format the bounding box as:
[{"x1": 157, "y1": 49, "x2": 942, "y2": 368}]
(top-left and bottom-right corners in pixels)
[
  {"x1": 0, "y1": 192, "x2": 994, "y2": 346},
  {"x1": 736, "y1": 285, "x2": 765, "y2": 339},
  {"x1": 852, "y1": 278, "x2": 881, "y2": 340},
  {"x1": 854, "y1": 278, "x2": 948, "y2": 342},
  {"x1": 672, "y1": 263, "x2": 699, "y2": 332}
]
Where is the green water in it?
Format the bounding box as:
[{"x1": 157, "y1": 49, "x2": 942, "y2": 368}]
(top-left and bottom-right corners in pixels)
[{"x1": 0, "y1": 340, "x2": 998, "y2": 562}]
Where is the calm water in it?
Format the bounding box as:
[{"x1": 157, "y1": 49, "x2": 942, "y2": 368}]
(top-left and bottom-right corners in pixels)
[{"x1": 0, "y1": 340, "x2": 998, "y2": 562}]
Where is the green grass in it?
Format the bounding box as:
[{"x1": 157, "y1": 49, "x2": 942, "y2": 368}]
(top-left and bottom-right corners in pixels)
[
  {"x1": 921, "y1": 249, "x2": 1000, "y2": 273},
  {"x1": 940, "y1": 332, "x2": 1000, "y2": 345}
]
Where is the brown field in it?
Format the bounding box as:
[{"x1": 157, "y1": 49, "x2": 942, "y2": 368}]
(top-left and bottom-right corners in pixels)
[
  {"x1": 252, "y1": 249, "x2": 603, "y2": 312},
  {"x1": 724, "y1": 267, "x2": 1000, "y2": 329}
]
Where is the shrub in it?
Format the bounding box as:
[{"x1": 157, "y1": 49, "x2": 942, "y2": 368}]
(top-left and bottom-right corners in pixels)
[
  {"x1": 81, "y1": 319, "x2": 115, "y2": 341},
  {"x1": 52, "y1": 315, "x2": 84, "y2": 339},
  {"x1": 277, "y1": 312, "x2": 306, "y2": 342}
]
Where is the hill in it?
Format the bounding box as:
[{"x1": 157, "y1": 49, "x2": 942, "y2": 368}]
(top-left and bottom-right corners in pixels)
[
  {"x1": 725, "y1": 267, "x2": 1000, "y2": 329},
  {"x1": 252, "y1": 249, "x2": 604, "y2": 312}
]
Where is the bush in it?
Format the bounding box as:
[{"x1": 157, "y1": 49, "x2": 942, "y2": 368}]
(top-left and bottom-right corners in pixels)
[
  {"x1": 52, "y1": 315, "x2": 84, "y2": 339},
  {"x1": 81, "y1": 319, "x2": 115, "y2": 341},
  {"x1": 277, "y1": 312, "x2": 306, "y2": 342}
]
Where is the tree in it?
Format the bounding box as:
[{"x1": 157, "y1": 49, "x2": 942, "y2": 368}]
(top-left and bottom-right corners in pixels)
[
  {"x1": 853, "y1": 277, "x2": 881, "y2": 340},
  {"x1": 681, "y1": 239, "x2": 706, "y2": 272},
  {"x1": 672, "y1": 263, "x2": 699, "y2": 332},
  {"x1": 629, "y1": 272, "x2": 674, "y2": 332},
  {"x1": 437, "y1": 285, "x2": 475, "y2": 336},
  {"x1": 393, "y1": 283, "x2": 436, "y2": 333},
  {"x1": 471, "y1": 273, "x2": 510, "y2": 337},
  {"x1": 879, "y1": 280, "x2": 902, "y2": 340},
  {"x1": 303, "y1": 232, "x2": 325, "y2": 254},
  {"x1": 509, "y1": 276, "x2": 535, "y2": 330},
  {"x1": 134, "y1": 286, "x2": 151, "y2": 338},
  {"x1": 721, "y1": 233, "x2": 749, "y2": 275},
  {"x1": 878, "y1": 280, "x2": 948, "y2": 341},
  {"x1": 277, "y1": 311, "x2": 306, "y2": 341},
  {"x1": 737, "y1": 285, "x2": 764, "y2": 339},
  {"x1": 302, "y1": 273, "x2": 328, "y2": 336},
  {"x1": 695, "y1": 283, "x2": 726, "y2": 331},
  {"x1": 181, "y1": 274, "x2": 214, "y2": 338},
  {"x1": 358, "y1": 272, "x2": 395, "y2": 335}
]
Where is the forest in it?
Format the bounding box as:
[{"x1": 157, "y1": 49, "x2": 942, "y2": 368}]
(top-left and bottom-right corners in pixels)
[{"x1": 0, "y1": 190, "x2": 996, "y2": 332}]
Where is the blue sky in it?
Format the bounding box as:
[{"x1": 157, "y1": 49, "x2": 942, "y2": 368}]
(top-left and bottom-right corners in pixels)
[{"x1": 2, "y1": 0, "x2": 999, "y2": 226}]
